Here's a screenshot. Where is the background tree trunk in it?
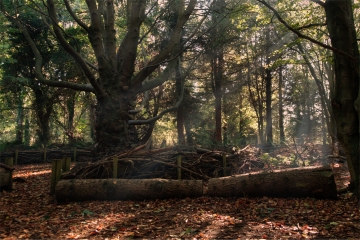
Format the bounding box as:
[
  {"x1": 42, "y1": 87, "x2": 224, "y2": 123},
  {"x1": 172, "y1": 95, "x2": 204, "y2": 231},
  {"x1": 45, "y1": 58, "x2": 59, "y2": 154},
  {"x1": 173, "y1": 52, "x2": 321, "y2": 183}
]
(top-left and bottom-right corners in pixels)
[
  {"x1": 278, "y1": 65, "x2": 285, "y2": 144},
  {"x1": 33, "y1": 86, "x2": 55, "y2": 146},
  {"x1": 176, "y1": 57, "x2": 186, "y2": 145},
  {"x1": 265, "y1": 29, "x2": 273, "y2": 148},
  {"x1": 15, "y1": 89, "x2": 24, "y2": 144}
]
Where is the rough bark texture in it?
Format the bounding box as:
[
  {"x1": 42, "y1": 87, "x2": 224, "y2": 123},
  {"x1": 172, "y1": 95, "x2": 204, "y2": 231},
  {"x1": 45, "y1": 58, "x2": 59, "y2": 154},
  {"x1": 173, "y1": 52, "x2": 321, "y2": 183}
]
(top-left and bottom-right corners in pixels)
[
  {"x1": 278, "y1": 66, "x2": 285, "y2": 143},
  {"x1": 208, "y1": 166, "x2": 337, "y2": 199},
  {"x1": 176, "y1": 58, "x2": 186, "y2": 145},
  {"x1": 265, "y1": 29, "x2": 272, "y2": 148},
  {"x1": 325, "y1": 0, "x2": 359, "y2": 197},
  {"x1": 56, "y1": 179, "x2": 202, "y2": 202},
  {"x1": 33, "y1": 86, "x2": 55, "y2": 145}
]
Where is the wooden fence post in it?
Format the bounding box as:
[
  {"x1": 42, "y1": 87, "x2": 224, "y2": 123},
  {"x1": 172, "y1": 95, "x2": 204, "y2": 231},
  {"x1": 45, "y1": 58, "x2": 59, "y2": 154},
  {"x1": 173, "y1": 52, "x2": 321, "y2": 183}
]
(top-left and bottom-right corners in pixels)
[
  {"x1": 43, "y1": 148, "x2": 47, "y2": 163},
  {"x1": 62, "y1": 157, "x2": 71, "y2": 173},
  {"x1": 5, "y1": 157, "x2": 13, "y2": 166},
  {"x1": 14, "y1": 149, "x2": 18, "y2": 165},
  {"x1": 66, "y1": 157, "x2": 71, "y2": 172},
  {"x1": 177, "y1": 155, "x2": 182, "y2": 180},
  {"x1": 50, "y1": 159, "x2": 62, "y2": 195},
  {"x1": 113, "y1": 156, "x2": 118, "y2": 178},
  {"x1": 73, "y1": 147, "x2": 77, "y2": 162},
  {"x1": 222, "y1": 153, "x2": 227, "y2": 177}
]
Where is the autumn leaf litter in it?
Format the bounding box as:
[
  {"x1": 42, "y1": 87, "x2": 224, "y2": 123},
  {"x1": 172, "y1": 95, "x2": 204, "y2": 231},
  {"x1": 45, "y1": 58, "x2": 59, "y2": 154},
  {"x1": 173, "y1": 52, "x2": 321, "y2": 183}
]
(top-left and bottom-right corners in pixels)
[{"x1": 0, "y1": 163, "x2": 359, "y2": 239}]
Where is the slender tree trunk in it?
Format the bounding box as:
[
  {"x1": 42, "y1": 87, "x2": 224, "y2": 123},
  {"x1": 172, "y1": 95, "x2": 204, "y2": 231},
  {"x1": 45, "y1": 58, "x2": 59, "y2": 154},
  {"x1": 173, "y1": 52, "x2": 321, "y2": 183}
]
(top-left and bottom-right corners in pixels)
[
  {"x1": 184, "y1": 118, "x2": 193, "y2": 145},
  {"x1": 258, "y1": 73, "x2": 265, "y2": 146},
  {"x1": 322, "y1": 115, "x2": 327, "y2": 146},
  {"x1": 265, "y1": 68, "x2": 272, "y2": 146},
  {"x1": 176, "y1": 57, "x2": 186, "y2": 145},
  {"x1": 24, "y1": 117, "x2": 30, "y2": 146},
  {"x1": 140, "y1": 88, "x2": 162, "y2": 145},
  {"x1": 325, "y1": 0, "x2": 359, "y2": 197},
  {"x1": 210, "y1": 0, "x2": 226, "y2": 145},
  {"x1": 265, "y1": 29, "x2": 273, "y2": 148},
  {"x1": 223, "y1": 91, "x2": 228, "y2": 147},
  {"x1": 66, "y1": 92, "x2": 76, "y2": 143},
  {"x1": 324, "y1": 60, "x2": 337, "y2": 146},
  {"x1": 212, "y1": 51, "x2": 224, "y2": 144},
  {"x1": 258, "y1": 104, "x2": 264, "y2": 145},
  {"x1": 176, "y1": 103, "x2": 185, "y2": 145},
  {"x1": 238, "y1": 86, "x2": 246, "y2": 145},
  {"x1": 278, "y1": 66, "x2": 285, "y2": 144},
  {"x1": 15, "y1": 89, "x2": 24, "y2": 144},
  {"x1": 298, "y1": 43, "x2": 334, "y2": 142},
  {"x1": 87, "y1": 94, "x2": 96, "y2": 142}
]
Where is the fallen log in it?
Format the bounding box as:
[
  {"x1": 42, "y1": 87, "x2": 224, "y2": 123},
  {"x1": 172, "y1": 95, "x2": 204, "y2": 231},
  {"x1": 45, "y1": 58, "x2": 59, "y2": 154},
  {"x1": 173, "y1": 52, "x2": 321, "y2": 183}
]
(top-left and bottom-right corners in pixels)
[
  {"x1": 208, "y1": 166, "x2": 337, "y2": 199},
  {"x1": 56, "y1": 178, "x2": 203, "y2": 202}
]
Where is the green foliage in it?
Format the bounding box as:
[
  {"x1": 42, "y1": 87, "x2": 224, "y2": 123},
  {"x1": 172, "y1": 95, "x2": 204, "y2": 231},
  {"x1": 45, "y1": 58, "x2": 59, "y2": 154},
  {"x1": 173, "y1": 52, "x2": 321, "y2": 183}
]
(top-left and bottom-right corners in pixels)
[
  {"x1": 81, "y1": 209, "x2": 94, "y2": 217},
  {"x1": 0, "y1": 0, "x2": 340, "y2": 148},
  {"x1": 260, "y1": 153, "x2": 302, "y2": 167}
]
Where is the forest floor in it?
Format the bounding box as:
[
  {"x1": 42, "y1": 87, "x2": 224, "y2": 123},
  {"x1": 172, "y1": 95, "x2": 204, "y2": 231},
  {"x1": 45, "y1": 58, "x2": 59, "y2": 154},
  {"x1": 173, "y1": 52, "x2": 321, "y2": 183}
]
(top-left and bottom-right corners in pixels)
[{"x1": 1, "y1": 161, "x2": 359, "y2": 239}]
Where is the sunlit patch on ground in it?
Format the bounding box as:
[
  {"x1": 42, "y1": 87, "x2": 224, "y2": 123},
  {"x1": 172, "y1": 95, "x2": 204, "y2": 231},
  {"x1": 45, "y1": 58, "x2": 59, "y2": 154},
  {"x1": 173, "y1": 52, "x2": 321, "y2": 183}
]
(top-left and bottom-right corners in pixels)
[
  {"x1": 0, "y1": 163, "x2": 359, "y2": 239},
  {"x1": 14, "y1": 169, "x2": 51, "y2": 178}
]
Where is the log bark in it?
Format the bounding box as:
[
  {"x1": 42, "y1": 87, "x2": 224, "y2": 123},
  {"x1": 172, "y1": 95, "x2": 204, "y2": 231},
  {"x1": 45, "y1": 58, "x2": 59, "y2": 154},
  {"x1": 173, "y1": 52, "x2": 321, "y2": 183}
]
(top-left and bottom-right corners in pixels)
[
  {"x1": 208, "y1": 166, "x2": 337, "y2": 199},
  {"x1": 56, "y1": 178, "x2": 202, "y2": 202}
]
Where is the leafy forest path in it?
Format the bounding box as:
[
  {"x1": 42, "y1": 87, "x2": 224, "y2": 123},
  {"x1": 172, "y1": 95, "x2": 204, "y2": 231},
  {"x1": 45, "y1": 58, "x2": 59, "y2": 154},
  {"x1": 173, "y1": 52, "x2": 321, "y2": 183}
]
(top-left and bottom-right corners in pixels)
[{"x1": 0, "y1": 161, "x2": 359, "y2": 239}]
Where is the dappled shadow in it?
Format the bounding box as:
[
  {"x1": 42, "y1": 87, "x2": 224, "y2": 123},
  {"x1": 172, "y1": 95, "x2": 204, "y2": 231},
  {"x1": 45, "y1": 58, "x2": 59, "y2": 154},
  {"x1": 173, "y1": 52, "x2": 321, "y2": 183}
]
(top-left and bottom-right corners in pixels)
[{"x1": 0, "y1": 164, "x2": 359, "y2": 239}]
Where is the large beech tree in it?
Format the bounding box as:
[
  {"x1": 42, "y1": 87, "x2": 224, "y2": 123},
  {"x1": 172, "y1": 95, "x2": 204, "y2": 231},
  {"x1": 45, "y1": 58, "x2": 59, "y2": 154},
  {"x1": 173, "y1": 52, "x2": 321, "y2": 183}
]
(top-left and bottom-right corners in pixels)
[{"x1": 1, "y1": 0, "x2": 198, "y2": 152}]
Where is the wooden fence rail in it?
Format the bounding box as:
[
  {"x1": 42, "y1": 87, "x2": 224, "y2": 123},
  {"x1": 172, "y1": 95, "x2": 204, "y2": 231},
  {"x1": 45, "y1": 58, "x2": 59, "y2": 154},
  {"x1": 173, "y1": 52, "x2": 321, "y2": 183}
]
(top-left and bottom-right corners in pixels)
[{"x1": 0, "y1": 148, "x2": 93, "y2": 165}]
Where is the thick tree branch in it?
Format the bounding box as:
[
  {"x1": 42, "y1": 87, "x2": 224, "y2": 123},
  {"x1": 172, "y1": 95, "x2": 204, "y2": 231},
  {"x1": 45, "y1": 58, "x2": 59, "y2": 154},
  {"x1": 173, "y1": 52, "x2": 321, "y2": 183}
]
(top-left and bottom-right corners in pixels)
[
  {"x1": 46, "y1": 0, "x2": 105, "y2": 97},
  {"x1": 0, "y1": 4, "x2": 95, "y2": 93},
  {"x1": 133, "y1": 60, "x2": 176, "y2": 95},
  {"x1": 134, "y1": 49, "x2": 200, "y2": 95},
  {"x1": 104, "y1": 0, "x2": 116, "y2": 68},
  {"x1": 296, "y1": 23, "x2": 327, "y2": 31},
  {"x1": 256, "y1": 0, "x2": 357, "y2": 61},
  {"x1": 128, "y1": 91, "x2": 149, "y2": 114},
  {"x1": 128, "y1": 64, "x2": 185, "y2": 125},
  {"x1": 85, "y1": 60, "x2": 99, "y2": 71},
  {"x1": 117, "y1": 0, "x2": 146, "y2": 82},
  {"x1": 130, "y1": 0, "x2": 197, "y2": 89},
  {"x1": 85, "y1": 0, "x2": 106, "y2": 58},
  {"x1": 63, "y1": 0, "x2": 90, "y2": 32},
  {"x1": 138, "y1": 8, "x2": 166, "y2": 44}
]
